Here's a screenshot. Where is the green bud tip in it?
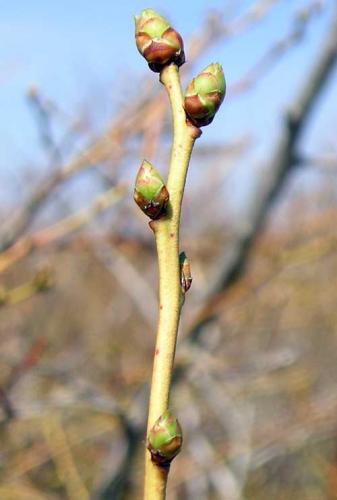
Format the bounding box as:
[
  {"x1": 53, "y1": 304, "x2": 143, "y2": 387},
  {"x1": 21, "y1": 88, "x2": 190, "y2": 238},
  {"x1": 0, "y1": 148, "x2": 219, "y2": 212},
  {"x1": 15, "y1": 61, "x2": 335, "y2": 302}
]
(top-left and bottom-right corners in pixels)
[
  {"x1": 179, "y1": 251, "x2": 192, "y2": 293},
  {"x1": 147, "y1": 410, "x2": 183, "y2": 466},
  {"x1": 184, "y1": 63, "x2": 226, "y2": 127},
  {"x1": 134, "y1": 160, "x2": 169, "y2": 220},
  {"x1": 134, "y1": 9, "x2": 185, "y2": 72}
]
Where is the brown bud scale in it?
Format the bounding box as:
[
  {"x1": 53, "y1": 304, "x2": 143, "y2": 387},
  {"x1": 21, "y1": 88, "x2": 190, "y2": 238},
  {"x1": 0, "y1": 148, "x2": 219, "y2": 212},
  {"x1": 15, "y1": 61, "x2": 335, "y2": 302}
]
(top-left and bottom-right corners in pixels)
[
  {"x1": 184, "y1": 94, "x2": 207, "y2": 119},
  {"x1": 134, "y1": 185, "x2": 169, "y2": 220},
  {"x1": 143, "y1": 40, "x2": 177, "y2": 65},
  {"x1": 148, "y1": 435, "x2": 183, "y2": 467},
  {"x1": 136, "y1": 21, "x2": 185, "y2": 72}
]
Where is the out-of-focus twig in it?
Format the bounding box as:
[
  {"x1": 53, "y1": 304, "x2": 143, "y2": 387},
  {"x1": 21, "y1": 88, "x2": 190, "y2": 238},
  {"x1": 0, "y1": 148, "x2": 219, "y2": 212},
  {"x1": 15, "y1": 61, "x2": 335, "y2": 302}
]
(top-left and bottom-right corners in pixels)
[
  {"x1": 92, "y1": 240, "x2": 157, "y2": 327},
  {"x1": 5, "y1": 380, "x2": 142, "y2": 500},
  {"x1": 95, "y1": 415, "x2": 141, "y2": 500},
  {"x1": 0, "y1": 185, "x2": 126, "y2": 273},
  {"x1": 42, "y1": 415, "x2": 89, "y2": 500},
  {"x1": 186, "y1": 6, "x2": 337, "y2": 343},
  {"x1": 0, "y1": 484, "x2": 47, "y2": 500},
  {"x1": 6, "y1": 336, "x2": 48, "y2": 392},
  {"x1": 0, "y1": 0, "x2": 282, "y2": 252},
  {"x1": 140, "y1": 94, "x2": 167, "y2": 160},
  {"x1": 0, "y1": 337, "x2": 47, "y2": 421},
  {"x1": 27, "y1": 86, "x2": 62, "y2": 164},
  {"x1": 0, "y1": 387, "x2": 15, "y2": 421},
  {"x1": 0, "y1": 126, "x2": 129, "y2": 252},
  {"x1": 186, "y1": 0, "x2": 281, "y2": 62},
  {"x1": 0, "y1": 267, "x2": 53, "y2": 308},
  {"x1": 229, "y1": 0, "x2": 324, "y2": 96}
]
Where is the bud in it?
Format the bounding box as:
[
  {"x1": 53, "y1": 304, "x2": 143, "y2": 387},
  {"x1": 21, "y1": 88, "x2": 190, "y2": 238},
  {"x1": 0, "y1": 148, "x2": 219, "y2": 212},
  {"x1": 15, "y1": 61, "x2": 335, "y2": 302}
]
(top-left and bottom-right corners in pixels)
[
  {"x1": 135, "y1": 9, "x2": 185, "y2": 72},
  {"x1": 134, "y1": 160, "x2": 169, "y2": 220},
  {"x1": 179, "y1": 252, "x2": 192, "y2": 293},
  {"x1": 147, "y1": 410, "x2": 183, "y2": 466},
  {"x1": 184, "y1": 63, "x2": 226, "y2": 127}
]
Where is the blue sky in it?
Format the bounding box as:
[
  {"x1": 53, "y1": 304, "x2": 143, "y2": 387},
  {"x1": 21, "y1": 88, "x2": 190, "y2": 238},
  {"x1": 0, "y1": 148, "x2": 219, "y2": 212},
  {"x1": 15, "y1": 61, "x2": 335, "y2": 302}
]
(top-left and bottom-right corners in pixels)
[{"x1": 0, "y1": 0, "x2": 336, "y2": 205}]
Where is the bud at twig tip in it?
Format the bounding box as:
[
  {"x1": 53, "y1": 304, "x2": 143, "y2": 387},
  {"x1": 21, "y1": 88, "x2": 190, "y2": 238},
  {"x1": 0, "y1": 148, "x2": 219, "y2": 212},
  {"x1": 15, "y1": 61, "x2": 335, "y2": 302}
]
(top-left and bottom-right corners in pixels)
[
  {"x1": 135, "y1": 9, "x2": 185, "y2": 72},
  {"x1": 147, "y1": 410, "x2": 183, "y2": 466}
]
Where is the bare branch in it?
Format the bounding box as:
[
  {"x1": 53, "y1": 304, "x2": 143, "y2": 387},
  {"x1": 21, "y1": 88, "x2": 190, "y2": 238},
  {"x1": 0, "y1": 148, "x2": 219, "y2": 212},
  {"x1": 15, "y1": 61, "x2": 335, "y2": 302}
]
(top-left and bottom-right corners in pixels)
[
  {"x1": 0, "y1": 185, "x2": 126, "y2": 273},
  {"x1": 229, "y1": 0, "x2": 324, "y2": 96},
  {"x1": 0, "y1": 1, "x2": 282, "y2": 252},
  {"x1": 186, "y1": 7, "x2": 337, "y2": 344}
]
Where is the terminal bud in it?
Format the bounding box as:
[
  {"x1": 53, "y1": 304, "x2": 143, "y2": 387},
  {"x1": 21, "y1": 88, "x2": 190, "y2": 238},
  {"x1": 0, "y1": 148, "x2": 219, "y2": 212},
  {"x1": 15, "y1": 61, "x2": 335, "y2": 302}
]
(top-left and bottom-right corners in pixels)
[{"x1": 135, "y1": 9, "x2": 185, "y2": 72}]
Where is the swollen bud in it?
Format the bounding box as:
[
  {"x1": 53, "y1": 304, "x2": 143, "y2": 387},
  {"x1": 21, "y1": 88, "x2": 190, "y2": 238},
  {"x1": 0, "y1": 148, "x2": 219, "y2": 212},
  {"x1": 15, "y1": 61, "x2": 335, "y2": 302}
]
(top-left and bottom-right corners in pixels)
[
  {"x1": 179, "y1": 252, "x2": 192, "y2": 293},
  {"x1": 147, "y1": 410, "x2": 183, "y2": 466},
  {"x1": 135, "y1": 9, "x2": 185, "y2": 72},
  {"x1": 184, "y1": 63, "x2": 226, "y2": 127},
  {"x1": 134, "y1": 160, "x2": 169, "y2": 220}
]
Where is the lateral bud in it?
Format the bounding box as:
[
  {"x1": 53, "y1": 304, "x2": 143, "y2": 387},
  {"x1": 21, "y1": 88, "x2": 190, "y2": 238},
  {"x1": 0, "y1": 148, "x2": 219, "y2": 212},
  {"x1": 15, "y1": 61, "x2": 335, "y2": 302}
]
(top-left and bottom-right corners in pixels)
[
  {"x1": 147, "y1": 410, "x2": 183, "y2": 466},
  {"x1": 179, "y1": 251, "x2": 192, "y2": 293},
  {"x1": 134, "y1": 160, "x2": 169, "y2": 220},
  {"x1": 135, "y1": 9, "x2": 185, "y2": 72},
  {"x1": 184, "y1": 63, "x2": 226, "y2": 127}
]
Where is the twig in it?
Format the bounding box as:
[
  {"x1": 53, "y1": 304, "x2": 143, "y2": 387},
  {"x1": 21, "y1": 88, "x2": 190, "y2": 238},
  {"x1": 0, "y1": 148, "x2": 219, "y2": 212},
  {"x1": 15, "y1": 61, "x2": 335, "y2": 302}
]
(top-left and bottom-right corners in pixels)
[
  {"x1": 27, "y1": 86, "x2": 62, "y2": 164},
  {"x1": 6, "y1": 337, "x2": 48, "y2": 391},
  {"x1": 42, "y1": 415, "x2": 89, "y2": 500},
  {"x1": 133, "y1": 9, "x2": 226, "y2": 497},
  {"x1": 95, "y1": 415, "x2": 141, "y2": 500},
  {"x1": 186, "y1": 0, "x2": 280, "y2": 62},
  {"x1": 0, "y1": 387, "x2": 15, "y2": 421},
  {"x1": 92, "y1": 240, "x2": 157, "y2": 327},
  {"x1": 0, "y1": 185, "x2": 125, "y2": 273},
  {"x1": 143, "y1": 63, "x2": 200, "y2": 499},
  {"x1": 0, "y1": 268, "x2": 53, "y2": 308},
  {"x1": 187, "y1": 7, "x2": 337, "y2": 344},
  {"x1": 0, "y1": 2, "x2": 279, "y2": 253},
  {"x1": 229, "y1": 0, "x2": 323, "y2": 96},
  {"x1": 0, "y1": 337, "x2": 47, "y2": 422}
]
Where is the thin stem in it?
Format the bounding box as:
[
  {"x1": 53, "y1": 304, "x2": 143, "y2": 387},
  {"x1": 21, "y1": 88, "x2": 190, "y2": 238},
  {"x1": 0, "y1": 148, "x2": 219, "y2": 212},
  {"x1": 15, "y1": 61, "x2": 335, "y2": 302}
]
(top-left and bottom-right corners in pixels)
[{"x1": 144, "y1": 64, "x2": 200, "y2": 499}]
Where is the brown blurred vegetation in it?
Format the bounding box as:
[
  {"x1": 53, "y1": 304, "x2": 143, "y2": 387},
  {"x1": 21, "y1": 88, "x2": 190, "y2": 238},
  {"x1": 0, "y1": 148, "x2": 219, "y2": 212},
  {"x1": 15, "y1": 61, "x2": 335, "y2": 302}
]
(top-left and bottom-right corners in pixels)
[{"x1": 1, "y1": 1, "x2": 337, "y2": 499}]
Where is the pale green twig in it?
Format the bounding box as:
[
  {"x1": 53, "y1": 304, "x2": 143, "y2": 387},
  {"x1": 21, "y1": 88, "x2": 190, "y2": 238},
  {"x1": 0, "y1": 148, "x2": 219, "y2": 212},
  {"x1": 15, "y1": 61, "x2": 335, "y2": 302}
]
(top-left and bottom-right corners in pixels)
[{"x1": 144, "y1": 63, "x2": 200, "y2": 499}]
